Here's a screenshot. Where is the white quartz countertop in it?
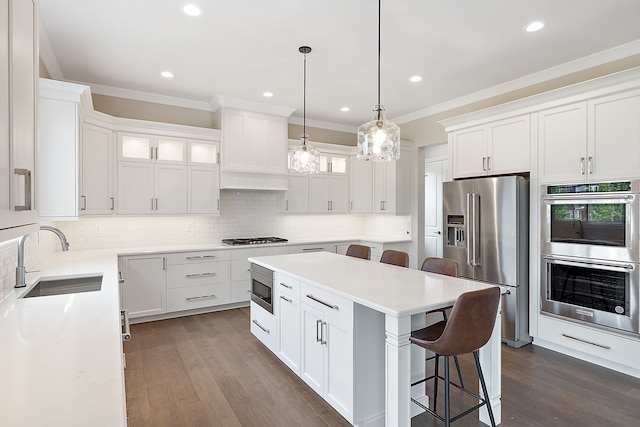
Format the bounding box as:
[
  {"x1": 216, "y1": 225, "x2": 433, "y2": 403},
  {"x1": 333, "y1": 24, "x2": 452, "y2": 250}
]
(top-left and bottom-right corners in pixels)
[
  {"x1": 0, "y1": 249, "x2": 125, "y2": 427},
  {"x1": 249, "y1": 252, "x2": 497, "y2": 317}
]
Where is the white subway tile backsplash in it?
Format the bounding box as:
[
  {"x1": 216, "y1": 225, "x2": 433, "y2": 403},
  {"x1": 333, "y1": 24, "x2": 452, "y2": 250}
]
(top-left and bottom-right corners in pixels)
[{"x1": 0, "y1": 190, "x2": 411, "y2": 290}]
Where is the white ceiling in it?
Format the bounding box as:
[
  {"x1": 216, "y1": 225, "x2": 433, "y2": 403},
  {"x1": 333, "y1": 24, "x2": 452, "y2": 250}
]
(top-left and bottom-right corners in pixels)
[{"x1": 39, "y1": 0, "x2": 640, "y2": 131}]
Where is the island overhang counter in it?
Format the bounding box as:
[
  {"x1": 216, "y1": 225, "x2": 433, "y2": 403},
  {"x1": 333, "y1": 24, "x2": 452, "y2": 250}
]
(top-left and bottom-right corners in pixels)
[{"x1": 248, "y1": 251, "x2": 502, "y2": 426}]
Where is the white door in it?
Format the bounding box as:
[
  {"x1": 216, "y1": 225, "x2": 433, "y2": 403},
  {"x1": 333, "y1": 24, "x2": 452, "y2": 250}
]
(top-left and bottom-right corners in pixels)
[{"x1": 424, "y1": 160, "x2": 446, "y2": 258}]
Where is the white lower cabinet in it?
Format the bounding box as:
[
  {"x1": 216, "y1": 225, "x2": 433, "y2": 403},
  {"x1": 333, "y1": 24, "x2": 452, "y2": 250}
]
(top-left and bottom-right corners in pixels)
[
  {"x1": 119, "y1": 253, "x2": 167, "y2": 318},
  {"x1": 275, "y1": 273, "x2": 301, "y2": 374},
  {"x1": 300, "y1": 284, "x2": 354, "y2": 420},
  {"x1": 166, "y1": 250, "x2": 231, "y2": 311},
  {"x1": 250, "y1": 301, "x2": 277, "y2": 352}
]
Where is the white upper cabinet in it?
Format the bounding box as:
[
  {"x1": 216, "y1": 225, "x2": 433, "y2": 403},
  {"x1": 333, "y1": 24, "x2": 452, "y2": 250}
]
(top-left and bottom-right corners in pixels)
[
  {"x1": 349, "y1": 158, "x2": 372, "y2": 213},
  {"x1": 81, "y1": 124, "x2": 115, "y2": 215},
  {"x1": 220, "y1": 108, "x2": 289, "y2": 190},
  {"x1": 539, "y1": 90, "x2": 640, "y2": 183},
  {"x1": 538, "y1": 102, "x2": 588, "y2": 182},
  {"x1": 277, "y1": 174, "x2": 309, "y2": 213},
  {"x1": 349, "y1": 142, "x2": 412, "y2": 215},
  {"x1": 187, "y1": 139, "x2": 220, "y2": 215},
  {"x1": 118, "y1": 132, "x2": 186, "y2": 164},
  {"x1": 450, "y1": 114, "x2": 530, "y2": 179},
  {"x1": 309, "y1": 154, "x2": 349, "y2": 214},
  {"x1": 0, "y1": 0, "x2": 39, "y2": 240}
]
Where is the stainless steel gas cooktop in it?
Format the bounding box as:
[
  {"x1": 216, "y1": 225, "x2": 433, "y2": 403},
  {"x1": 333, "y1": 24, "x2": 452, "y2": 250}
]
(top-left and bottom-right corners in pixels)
[{"x1": 222, "y1": 237, "x2": 288, "y2": 246}]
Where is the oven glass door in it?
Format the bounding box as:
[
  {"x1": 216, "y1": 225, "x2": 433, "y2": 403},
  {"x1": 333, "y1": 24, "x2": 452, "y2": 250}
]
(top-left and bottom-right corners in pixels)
[
  {"x1": 541, "y1": 256, "x2": 639, "y2": 334},
  {"x1": 550, "y1": 200, "x2": 625, "y2": 247}
]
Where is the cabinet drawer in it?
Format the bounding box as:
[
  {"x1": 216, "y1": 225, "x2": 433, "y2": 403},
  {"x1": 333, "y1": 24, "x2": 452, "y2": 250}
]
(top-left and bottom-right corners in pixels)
[
  {"x1": 275, "y1": 272, "x2": 300, "y2": 299},
  {"x1": 250, "y1": 301, "x2": 277, "y2": 351},
  {"x1": 537, "y1": 315, "x2": 640, "y2": 370},
  {"x1": 167, "y1": 283, "x2": 231, "y2": 312},
  {"x1": 231, "y1": 280, "x2": 251, "y2": 303},
  {"x1": 167, "y1": 262, "x2": 229, "y2": 288},
  {"x1": 301, "y1": 282, "x2": 353, "y2": 331},
  {"x1": 230, "y1": 259, "x2": 251, "y2": 281},
  {"x1": 166, "y1": 250, "x2": 230, "y2": 265}
]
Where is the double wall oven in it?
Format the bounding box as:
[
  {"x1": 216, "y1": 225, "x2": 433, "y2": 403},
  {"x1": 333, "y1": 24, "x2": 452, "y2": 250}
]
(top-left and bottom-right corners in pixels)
[{"x1": 540, "y1": 181, "x2": 640, "y2": 335}]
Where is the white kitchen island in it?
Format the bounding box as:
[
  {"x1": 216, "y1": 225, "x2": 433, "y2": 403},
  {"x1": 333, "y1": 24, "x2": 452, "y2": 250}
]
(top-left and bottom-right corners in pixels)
[{"x1": 249, "y1": 251, "x2": 502, "y2": 427}]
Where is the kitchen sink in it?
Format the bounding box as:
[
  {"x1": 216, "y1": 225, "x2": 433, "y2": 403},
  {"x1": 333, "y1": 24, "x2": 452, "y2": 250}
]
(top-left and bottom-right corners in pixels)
[{"x1": 22, "y1": 274, "x2": 103, "y2": 298}]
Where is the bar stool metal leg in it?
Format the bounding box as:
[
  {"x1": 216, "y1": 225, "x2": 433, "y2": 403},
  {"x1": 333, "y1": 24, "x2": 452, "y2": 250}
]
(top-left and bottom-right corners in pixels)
[{"x1": 474, "y1": 350, "x2": 497, "y2": 427}]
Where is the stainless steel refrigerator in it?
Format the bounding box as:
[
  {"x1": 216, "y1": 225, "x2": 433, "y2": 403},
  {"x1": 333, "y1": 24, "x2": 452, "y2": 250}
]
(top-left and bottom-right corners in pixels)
[{"x1": 443, "y1": 175, "x2": 531, "y2": 348}]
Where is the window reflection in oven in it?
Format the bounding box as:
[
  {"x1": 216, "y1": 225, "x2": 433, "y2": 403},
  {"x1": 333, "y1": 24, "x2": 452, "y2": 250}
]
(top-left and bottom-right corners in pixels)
[
  {"x1": 549, "y1": 262, "x2": 627, "y2": 315},
  {"x1": 550, "y1": 203, "x2": 625, "y2": 247}
]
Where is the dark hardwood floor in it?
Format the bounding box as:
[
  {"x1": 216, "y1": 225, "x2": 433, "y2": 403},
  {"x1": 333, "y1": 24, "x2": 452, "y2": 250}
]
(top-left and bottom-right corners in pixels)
[{"x1": 124, "y1": 308, "x2": 640, "y2": 426}]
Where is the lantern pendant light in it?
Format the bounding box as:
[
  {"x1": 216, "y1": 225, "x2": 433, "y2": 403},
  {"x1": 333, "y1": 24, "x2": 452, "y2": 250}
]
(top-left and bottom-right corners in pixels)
[
  {"x1": 357, "y1": 0, "x2": 400, "y2": 161},
  {"x1": 289, "y1": 46, "x2": 320, "y2": 174}
]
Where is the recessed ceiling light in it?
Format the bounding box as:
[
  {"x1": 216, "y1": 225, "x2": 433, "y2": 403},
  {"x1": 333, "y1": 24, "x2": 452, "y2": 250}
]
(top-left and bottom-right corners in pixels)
[
  {"x1": 409, "y1": 75, "x2": 422, "y2": 83},
  {"x1": 341, "y1": 107, "x2": 350, "y2": 112},
  {"x1": 161, "y1": 71, "x2": 173, "y2": 78},
  {"x1": 525, "y1": 21, "x2": 544, "y2": 32},
  {"x1": 263, "y1": 92, "x2": 273, "y2": 98},
  {"x1": 182, "y1": 4, "x2": 201, "y2": 16}
]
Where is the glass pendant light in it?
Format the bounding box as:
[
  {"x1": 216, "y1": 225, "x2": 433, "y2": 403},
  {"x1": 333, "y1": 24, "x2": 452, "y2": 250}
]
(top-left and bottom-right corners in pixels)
[
  {"x1": 357, "y1": 0, "x2": 400, "y2": 161},
  {"x1": 290, "y1": 46, "x2": 320, "y2": 174}
]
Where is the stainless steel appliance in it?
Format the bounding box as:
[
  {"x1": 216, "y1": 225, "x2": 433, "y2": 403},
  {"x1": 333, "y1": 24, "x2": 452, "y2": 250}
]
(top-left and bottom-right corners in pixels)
[
  {"x1": 443, "y1": 175, "x2": 530, "y2": 347},
  {"x1": 223, "y1": 237, "x2": 288, "y2": 246},
  {"x1": 540, "y1": 181, "x2": 640, "y2": 335},
  {"x1": 540, "y1": 255, "x2": 639, "y2": 334},
  {"x1": 541, "y1": 181, "x2": 640, "y2": 263},
  {"x1": 250, "y1": 263, "x2": 274, "y2": 314}
]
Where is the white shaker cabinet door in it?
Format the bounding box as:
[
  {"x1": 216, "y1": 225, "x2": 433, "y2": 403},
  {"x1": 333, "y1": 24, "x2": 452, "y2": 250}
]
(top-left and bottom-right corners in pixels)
[
  {"x1": 588, "y1": 90, "x2": 640, "y2": 181},
  {"x1": 117, "y1": 162, "x2": 154, "y2": 214},
  {"x1": 328, "y1": 175, "x2": 349, "y2": 213},
  {"x1": 350, "y1": 158, "x2": 373, "y2": 213},
  {"x1": 277, "y1": 293, "x2": 301, "y2": 375},
  {"x1": 300, "y1": 302, "x2": 325, "y2": 395},
  {"x1": 187, "y1": 165, "x2": 219, "y2": 214},
  {"x1": 487, "y1": 115, "x2": 530, "y2": 175},
  {"x1": 120, "y1": 254, "x2": 167, "y2": 318},
  {"x1": 81, "y1": 124, "x2": 115, "y2": 215},
  {"x1": 154, "y1": 164, "x2": 187, "y2": 214},
  {"x1": 538, "y1": 102, "x2": 588, "y2": 183},
  {"x1": 451, "y1": 127, "x2": 486, "y2": 178}
]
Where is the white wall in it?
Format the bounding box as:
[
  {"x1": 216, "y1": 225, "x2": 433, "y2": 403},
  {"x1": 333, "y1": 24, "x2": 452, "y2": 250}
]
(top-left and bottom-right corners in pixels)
[{"x1": 0, "y1": 190, "x2": 411, "y2": 290}]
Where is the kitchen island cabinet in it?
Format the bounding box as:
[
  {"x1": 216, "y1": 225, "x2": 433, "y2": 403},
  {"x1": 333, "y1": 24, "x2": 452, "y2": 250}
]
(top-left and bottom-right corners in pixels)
[{"x1": 249, "y1": 252, "x2": 502, "y2": 427}]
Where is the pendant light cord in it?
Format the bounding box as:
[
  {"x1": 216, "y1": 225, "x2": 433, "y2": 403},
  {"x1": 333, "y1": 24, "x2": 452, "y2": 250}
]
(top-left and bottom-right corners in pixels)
[
  {"x1": 303, "y1": 51, "x2": 307, "y2": 142},
  {"x1": 377, "y1": 0, "x2": 382, "y2": 120}
]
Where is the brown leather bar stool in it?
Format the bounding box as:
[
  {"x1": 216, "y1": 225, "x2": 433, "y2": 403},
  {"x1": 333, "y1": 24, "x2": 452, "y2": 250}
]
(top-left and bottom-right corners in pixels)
[
  {"x1": 380, "y1": 249, "x2": 409, "y2": 267},
  {"x1": 420, "y1": 257, "x2": 464, "y2": 388},
  {"x1": 345, "y1": 244, "x2": 371, "y2": 260},
  {"x1": 410, "y1": 286, "x2": 500, "y2": 427}
]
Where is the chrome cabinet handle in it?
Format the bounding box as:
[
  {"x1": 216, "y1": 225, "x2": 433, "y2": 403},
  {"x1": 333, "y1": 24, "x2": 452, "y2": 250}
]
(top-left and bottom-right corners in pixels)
[
  {"x1": 482, "y1": 156, "x2": 486, "y2": 171},
  {"x1": 279, "y1": 282, "x2": 292, "y2": 289},
  {"x1": 562, "y1": 333, "x2": 610, "y2": 349},
  {"x1": 186, "y1": 272, "x2": 216, "y2": 278},
  {"x1": 14, "y1": 169, "x2": 32, "y2": 211},
  {"x1": 588, "y1": 156, "x2": 593, "y2": 174},
  {"x1": 151, "y1": 198, "x2": 154, "y2": 210},
  {"x1": 302, "y1": 248, "x2": 324, "y2": 252},
  {"x1": 186, "y1": 294, "x2": 217, "y2": 301},
  {"x1": 580, "y1": 157, "x2": 585, "y2": 174},
  {"x1": 320, "y1": 321, "x2": 327, "y2": 345},
  {"x1": 150, "y1": 147, "x2": 154, "y2": 159},
  {"x1": 285, "y1": 200, "x2": 289, "y2": 211},
  {"x1": 80, "y1": 195, "x2": 87, "y2": 210},
  {"x1": 186, "y1": 255, "x2": 216, "y2": 260},
  {"x1": 306, "y1": 294, "x2": 339, "y2": 310},
  {"x1": 118, "y1": 271, "x2": 125, "y2": 284},
  {"x1": 217, "y1": 199, "x2": 220, "y2": 210},
  {"x1": 121, "y1": 309, "x2": 131, "y2": 342},
  {"x1": 252, "y1": 319, "x2": 269, "y2": 334},
  {"x1": 316, "y1": 319, "x2": 322, "y2": 342},
  {"x1": 487, "y1": 156, "x2": 491, "y2": 170},
  {"x1": 280, "y1": 295, "x2": 292, "y2": 303},
  {"x1": 110, "y1": 197, "x2": 115, "y2": 210}
]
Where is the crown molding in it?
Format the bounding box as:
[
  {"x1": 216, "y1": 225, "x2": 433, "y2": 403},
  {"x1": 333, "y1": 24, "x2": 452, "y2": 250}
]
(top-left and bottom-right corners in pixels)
[
  {"x1": 395, "y1": 39, "x2": 640, "y2": 124},
  {"x1": 288, "y1": 116, "x2": 356, "y2": 134},
  {"x1": 213, "y1": 95, "x2": 295, "y2": 117}
]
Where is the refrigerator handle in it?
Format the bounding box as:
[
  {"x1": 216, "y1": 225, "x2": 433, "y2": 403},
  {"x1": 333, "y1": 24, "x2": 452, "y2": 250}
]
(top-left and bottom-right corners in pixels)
[
  {"x1": 472, "y1": 193, "x2": 480, "y2": 266},
  {"x1": 466, "y1": 193, "x2": 473, "y2": 266}
]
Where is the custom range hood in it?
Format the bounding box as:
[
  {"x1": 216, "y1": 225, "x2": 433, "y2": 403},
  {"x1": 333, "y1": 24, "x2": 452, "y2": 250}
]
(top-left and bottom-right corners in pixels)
[{"x1": 213, "y1": 95, "x2": 295, "y2": 190}]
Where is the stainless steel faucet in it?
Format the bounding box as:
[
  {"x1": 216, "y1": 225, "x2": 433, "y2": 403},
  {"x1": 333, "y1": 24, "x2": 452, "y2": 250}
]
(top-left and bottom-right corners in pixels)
[{"x1": 15, "y1": 226, "x2": 70, "y2": 288}]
